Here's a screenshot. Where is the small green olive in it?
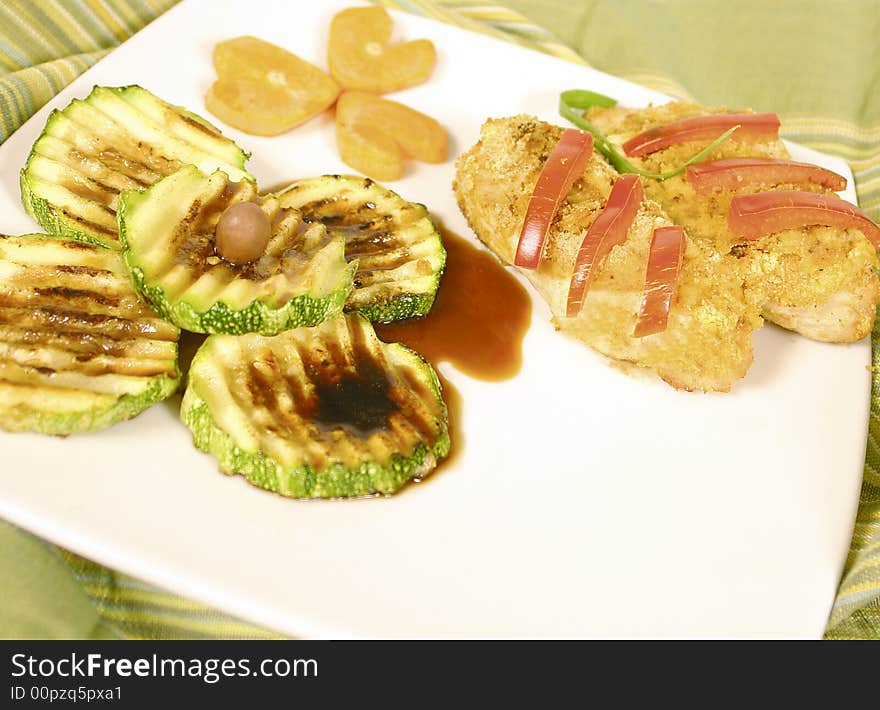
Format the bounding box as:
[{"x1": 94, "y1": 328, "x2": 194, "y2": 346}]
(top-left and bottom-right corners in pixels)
[{"x1": 215, "y1": 201, "x2": 271, "y2": 265}]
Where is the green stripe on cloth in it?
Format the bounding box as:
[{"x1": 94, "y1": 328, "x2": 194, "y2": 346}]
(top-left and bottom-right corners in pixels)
[
  {"x1": 0, "y1": 0, "x2": 879, "y2": 639},
  {"x1": 0, "y1": 523, "x2": 117, "y2": 639},
  {"x1": 0, "y1": 0, "x2": 178, "y2": 142}
]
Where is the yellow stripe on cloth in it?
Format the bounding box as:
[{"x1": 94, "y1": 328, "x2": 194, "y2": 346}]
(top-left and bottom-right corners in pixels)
[
  {"x1": 379, "y1": 0, "x2": 587, "y2": 63},
  {"x1": 0, "y1": 0, "x2": 178, "y2": 141},
  {"x1": 61, "y1": 551, "x2": 283, "y2": 640},
  {"x1": 1, "y1": 0, "x2": 880, "y2": 640}
]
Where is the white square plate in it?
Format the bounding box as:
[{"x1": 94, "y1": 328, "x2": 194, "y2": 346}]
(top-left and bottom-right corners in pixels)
[{"x1": 0, "y1": 0, "x2": 868, "y2": 638}]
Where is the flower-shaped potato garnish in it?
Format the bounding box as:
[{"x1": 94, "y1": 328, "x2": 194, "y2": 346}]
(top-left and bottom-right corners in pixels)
[{"x1": 328, "y1": 6, "x2": 436, "y2": 94}]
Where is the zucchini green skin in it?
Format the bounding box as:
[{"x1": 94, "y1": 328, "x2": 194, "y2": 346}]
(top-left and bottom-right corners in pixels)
[
  {"x1": 182, "y1": 395, "x2": 450, "y2": 498},
  {"x1": 20, "y1": 167, "x2": 113, "y2": 250},
  {"x1": 356, "y1": 278, "x2": 442, "y2": 324},
  {"x1": 356, "y1": 199, "x2": 446, "y2": 324},
  {"x1": 181, "y1": 331, "x2": 451, "y2": 498},
  {"x1": 275, "y1": 175, "x2": 446, "y2": 323},
  {"x1": 117, "y1": 166, "x2": 357, "y2": 336},
  {"x1": 0, "y1": 372, "x2": 180, "y2": 436},
  {"x1": 20, "y1": 85, "x2": 253, "y2": 250},
  {"x1": 123, "y1": 258, "x2": 354, "y2": 337},
  {"x1": 0, "y1": 231, "x2": 181, "y2": 435}
]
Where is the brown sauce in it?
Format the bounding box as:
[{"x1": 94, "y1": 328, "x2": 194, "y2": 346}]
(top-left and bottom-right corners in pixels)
[
  {"x1": 376, "y1": 227, "x2": 532, "y2": 477},
  {"x1": 308, "y1": 361, "x2": 396, "y2": 435},
  {"x1": 375, "y1": 228, "x2": 532, "y2": 381},
  {"x1": 173, "y1": 228, "x2": 531, "y2": 492}
]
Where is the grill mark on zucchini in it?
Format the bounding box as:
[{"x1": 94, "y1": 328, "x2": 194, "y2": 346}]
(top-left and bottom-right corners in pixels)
[
  {"x1": 63, "y1": 107, "x2": 184, "y2": 177},
  {"x1": 35, "y1": 152, "x2": 124, "y2": 201},
  {"x1": 353, "y1": 266, "x2": 432, "y2": 288},
  {"x1": 177, "y1": 111, "x2": 222, "y2": 137},
  {"x1": 22, "y1": 86, "x2": 252, "y2": 248},
  {"x1": 276, "y1": 176, "x2": 445, "y2": 322},
  {"x1": 166, "y1": 180, "x2": 256, "y2": 269},
  {"x1": 114, "y1": 89, "x2": 236, "y2": 166},
  {"x1": 0, "y1": 233, "x2": 180, "y2": 434},
  {"x1": 170, "y1": 198, "x2": 207, "y2": 255},
  {"x1": 344, "y1": 231, "x2": 403, "y2": 259},
  {"x1": 39, "y1": 114, "x2": 161, "y2": 185},
  {"x1": 393, "y1": 362, "x2": 442, "y2": 440},
  {"x1": 245, "y1": 358, "x2": 316, "y2": 448},
  {"x1": 172, "y1": 198, "x2": 313, "y2": 283},
  {"x1": 0, "y1": 359, "x2": 159, "y2": 396},
  {"x1": 354, "y1": 250, "x2": 413, "y2": 272},
  {"x1": 242, "y1": 353, "x2": 334, "y2": 469},
  {"x1": 119, "y1": 166, "x2": 353, "y2": 334},
  {"x1": 32, "y1": 286, "x2": 121, "y2": 308},
  {"x1": 181, "y1": 314, "x2": 449, "y2": 496},
  {"x1": 0, "y1": 304, "x2": 175, "y2": 340},
  {"x1": 56, "y1": 265, "x2": 112, "y2": 277},
  {"x1": 97, "y1": 148, "x2": 162, "y2": 184},
  {"x1": 3, "y1": 266, "x2": 126, "y2": 295},
  {"x1": 58, "y1": 209, "x2": 118, "y2": 238},
  {"x1": 0, "y1": 325, "x2": 172, "y2": 359},
  {"x1": 29, "y1": 155, "x2": 121, "y2": 209},
  {"x1": 0, "y1": 341, "x2": 176, "y2": 378},
  {"x1": 63, "y1": 179, "x2": 116, "y2": 209},
  {"x1": 68, "y1": 173, "x2": 120, "y2": 207},
  {"x1": 64, "y1": 146, "x2": 150, "y2": 190},
  {"x1": 188, "y1": 180, "x2": 261, "y2": 240}
]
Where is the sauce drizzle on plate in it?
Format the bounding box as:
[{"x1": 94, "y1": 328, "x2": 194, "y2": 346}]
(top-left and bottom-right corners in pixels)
[
  {"x1": 376, "y1": 227, "x2": 532, "y2": 475},
  {"x1": 375, "y1": 228, "x2": 532, "y2": 381}
]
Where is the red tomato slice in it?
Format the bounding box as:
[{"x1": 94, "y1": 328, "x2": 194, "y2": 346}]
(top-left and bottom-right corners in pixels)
[
  {"x1": 622, "y1": 113, "x2": 780, "y2": 158},
  {"x1": 686, "y1": 158, "x2": 846, "y2": 194},
  {"x1": 633, "y1": 226, "x2": 686, "y2": 338},
  {"x1": 566, "y1": 174, "x2": 644, "y2": 317},
  {"x1": 728, "y1": 190, "x2": 880, "y2": 247},
  {"x1": 514, "y1": 128, "x2": 594, "y2": 269}
]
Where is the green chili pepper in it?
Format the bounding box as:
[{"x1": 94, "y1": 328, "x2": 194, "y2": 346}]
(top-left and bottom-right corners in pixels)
[{"x1": 558, "y1": 89, "x2": 737, "y2": 181}]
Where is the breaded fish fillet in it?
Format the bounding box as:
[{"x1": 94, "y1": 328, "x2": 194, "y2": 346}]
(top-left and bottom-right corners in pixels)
[
  {"x1": 589, "y1": 102, "x2": 880, "y2": 342},
  {"x1": 454, "y1": 116, "x2": 762, "y2": 392}
]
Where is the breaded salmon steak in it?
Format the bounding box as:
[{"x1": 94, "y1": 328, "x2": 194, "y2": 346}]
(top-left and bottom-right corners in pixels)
[
  {"x1": 454, "y1": 116, "x2": 762, "y2": 392},
  {"x1": 589, "y1": 102, "x2": 880, "y2": 342}
]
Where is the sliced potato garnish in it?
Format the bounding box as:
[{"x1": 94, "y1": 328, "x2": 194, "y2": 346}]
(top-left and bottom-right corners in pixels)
[
  {"x1": 328, "y1": 6, "x2": 436, "y2": 94},
  {"x1": 335, "y1": 91, "x2": 446, "y2": 181},
  {"x1": 205, "y1": 35, "x2": 339, "y2": 136}
]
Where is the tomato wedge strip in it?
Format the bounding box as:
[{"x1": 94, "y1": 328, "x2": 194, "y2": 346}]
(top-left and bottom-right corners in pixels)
[
  {"x1": 623, "y1": 113, "x2": 780, "y2": 158},
  {"x1": 633, "y1": 226, "x2": 686, "y2": 338},
  {"x1": 728, "y1": 190, "x2": 880, "y2": 247},
  {"x1": 514, "y1": 129, "x2": 594, "y2": 269},
  {"x1": 686, "y1": 158, "x2": 846, "y2": 194},
  {"x1": 566, "y1": 174, "x2": 644, "y2": 317}
]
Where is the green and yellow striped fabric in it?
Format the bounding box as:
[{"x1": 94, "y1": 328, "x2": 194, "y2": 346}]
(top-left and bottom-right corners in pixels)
[{"x1": 0, "y1": 0, "x2": 878, "y2": 639}]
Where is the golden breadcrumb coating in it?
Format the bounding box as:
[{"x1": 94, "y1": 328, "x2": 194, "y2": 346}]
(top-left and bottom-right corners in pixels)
[
  {"x1": 454, "y1": 116, "x2": 762, "y2": 392},
  {"x1": 589, "y1": 102, "x2": 880, "y2": 342}
]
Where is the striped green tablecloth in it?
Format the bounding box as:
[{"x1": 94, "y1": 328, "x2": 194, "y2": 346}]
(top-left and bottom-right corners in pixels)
[{"x1": 1, "y1": 0, "x2": 878, "y2": 639}]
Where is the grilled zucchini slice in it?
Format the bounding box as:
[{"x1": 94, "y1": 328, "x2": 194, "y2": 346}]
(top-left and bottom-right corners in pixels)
[
  {"x1": 20, "y1": 85, "x2": 252, "y2": 249},
  {"x1": 119, "y1": 165, "x2": 356, "y2": 335},
  {"x1": 276, "y1": 175, "x2": 445, "y2": 323},
  {"x1": 181, "y1": 313, "x2": 450, "y2": 498},
  {"x1": 0, "y1": 233, "x2": 180, "y2": 435}
]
